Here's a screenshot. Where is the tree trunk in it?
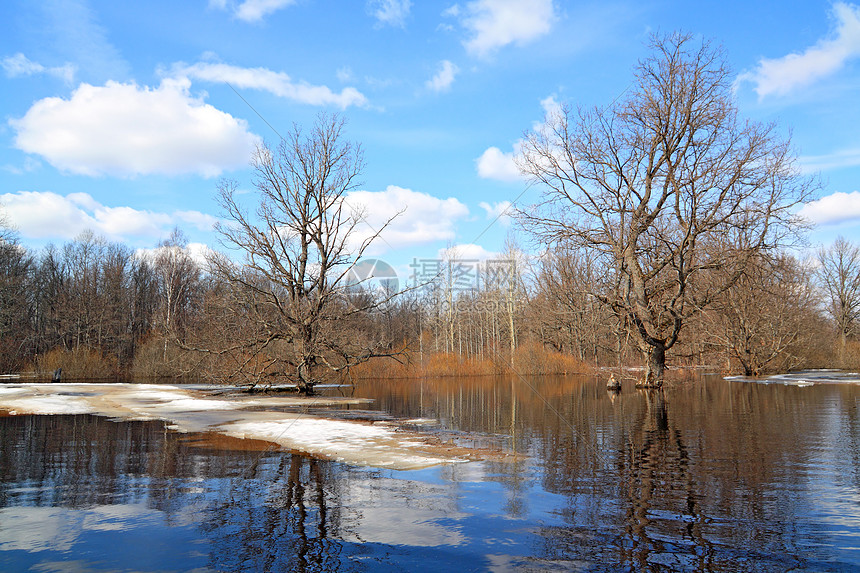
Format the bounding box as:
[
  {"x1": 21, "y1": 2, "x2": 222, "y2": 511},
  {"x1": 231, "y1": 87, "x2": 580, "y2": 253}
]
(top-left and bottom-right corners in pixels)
[
  {"x1": 639, "y1": 344, "x2": 665, "y2": 388},
  {"x1": 840, "y1": 330, "x2": 848, "y2": 367}
]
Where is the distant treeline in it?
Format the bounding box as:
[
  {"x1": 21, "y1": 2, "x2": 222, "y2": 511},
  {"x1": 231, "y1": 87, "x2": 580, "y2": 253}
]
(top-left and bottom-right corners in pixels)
[{"x1": 0, "y1": 226, "x2": 856, "y2": 382}]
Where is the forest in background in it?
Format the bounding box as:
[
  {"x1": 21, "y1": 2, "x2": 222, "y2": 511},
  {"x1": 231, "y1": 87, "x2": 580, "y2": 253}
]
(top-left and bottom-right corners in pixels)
[{"x1": 0, "y1": 224, "x2": 856, "y2": 384}]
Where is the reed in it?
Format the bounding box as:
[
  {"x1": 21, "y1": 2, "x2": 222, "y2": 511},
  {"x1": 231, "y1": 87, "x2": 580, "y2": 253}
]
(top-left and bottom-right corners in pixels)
[
  {"x1": 34, "y1": 346, "x2": 119, "y2": 380},
  {"x1": 349, "y1": 343, "x2": 587, "y2": 379}
]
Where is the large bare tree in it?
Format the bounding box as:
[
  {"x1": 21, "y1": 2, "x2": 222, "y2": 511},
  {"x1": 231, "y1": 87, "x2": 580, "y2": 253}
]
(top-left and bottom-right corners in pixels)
[
  {"x1": 205, "y1": 113, "x2": 399, "y2": 393},
  {"x1": 517, "y1": 33, "x2": 814, "y2": 387}
]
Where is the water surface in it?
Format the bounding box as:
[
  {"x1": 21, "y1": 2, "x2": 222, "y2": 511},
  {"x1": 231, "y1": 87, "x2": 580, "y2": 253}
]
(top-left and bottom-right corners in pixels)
[{"x1": 2, "y1": 374, "x2": 860, "y2": 571}]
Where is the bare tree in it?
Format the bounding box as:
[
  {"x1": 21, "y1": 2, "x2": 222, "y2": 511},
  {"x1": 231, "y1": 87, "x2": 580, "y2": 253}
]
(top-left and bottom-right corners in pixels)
[
  {"x1": 205, "y1": 113, "x2": 399, "y2": 394},
  {"x1": 706, "y1": 254, "x2": 815, "y2": 376},
  {"x1": 153, "y1": 228, "x2": 200, "y2": 361},
  {"x1": 517, "y1": 33, "x2": 813, "y2": 387},
  {"x1": 531, "y1": 245, "x2": 614, "y2": 362},
  {"x1": 817, "y1": 236, "x2": 860, "y2": 364},
  {"x1": 0, "y1": 231, "x2": 34, "y2": 372}
]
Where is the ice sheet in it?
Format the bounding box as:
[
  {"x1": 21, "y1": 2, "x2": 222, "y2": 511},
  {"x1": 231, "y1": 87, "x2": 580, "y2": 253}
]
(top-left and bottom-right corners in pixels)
[
  {"x1": 0, "y1": 383, "x2": 467, "y2": 470},
  {"x1": 725, "y1": 370, "x2": 860, "y2": 386}
]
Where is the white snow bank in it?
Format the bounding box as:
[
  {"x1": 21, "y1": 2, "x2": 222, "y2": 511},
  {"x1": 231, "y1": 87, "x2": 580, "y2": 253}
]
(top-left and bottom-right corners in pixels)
[
  {"x1": 221, "y1": 418, "x2": 451, "y2": 469},
  {"x1": 0, "y1": 383, "x2": 463, "y2": 470},
  {"x1": 725, "y1": 370, "x2": 860, "y2": 386}
]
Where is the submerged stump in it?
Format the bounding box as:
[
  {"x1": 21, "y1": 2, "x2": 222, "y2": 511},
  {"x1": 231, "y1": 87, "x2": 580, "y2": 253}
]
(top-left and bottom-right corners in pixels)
[{"x1": 606, "y1": 374, "x2": 621, "y2": 392}]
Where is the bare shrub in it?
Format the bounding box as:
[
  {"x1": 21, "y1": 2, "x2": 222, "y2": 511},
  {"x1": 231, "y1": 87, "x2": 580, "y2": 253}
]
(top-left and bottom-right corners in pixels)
[{"x1": 35, "y1": 346, "x2": 118, "y2": 380}]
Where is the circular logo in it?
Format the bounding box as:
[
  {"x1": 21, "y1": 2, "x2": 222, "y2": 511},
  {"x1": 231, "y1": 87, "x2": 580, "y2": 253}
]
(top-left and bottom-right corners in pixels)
[{"x1": 345, "y1": 258, "x2": 399, "y2": 296}]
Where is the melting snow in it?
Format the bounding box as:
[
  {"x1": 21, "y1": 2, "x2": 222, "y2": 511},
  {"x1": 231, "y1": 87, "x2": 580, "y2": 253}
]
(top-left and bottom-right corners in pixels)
[
  {"x1": 0, "y1": 383, "x2": 467, "y2": 470},
  {"x1": 725, "y1": 370, "x2": 860, "y2": 386}
]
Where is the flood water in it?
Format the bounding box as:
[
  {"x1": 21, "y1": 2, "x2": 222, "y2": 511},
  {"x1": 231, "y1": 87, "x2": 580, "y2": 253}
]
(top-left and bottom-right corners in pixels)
[{"x1": 2, "y1": 373, "x2": 860, "y2": 572}]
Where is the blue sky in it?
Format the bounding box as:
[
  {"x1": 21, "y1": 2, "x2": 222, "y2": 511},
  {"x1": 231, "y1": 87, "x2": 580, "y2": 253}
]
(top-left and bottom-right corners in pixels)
[{"x1": 1, "y1": 0, "x2": 859, "y2": 274}]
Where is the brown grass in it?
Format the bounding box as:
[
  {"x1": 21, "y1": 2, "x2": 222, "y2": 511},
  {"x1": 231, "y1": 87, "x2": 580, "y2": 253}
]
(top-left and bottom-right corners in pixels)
[
  {"x1": 350, "y1": 342, "x2": 587, "y2": 379},
  {"x1": 130, "y1": 336, "x2": 209, "y2": 380},
  {"x1": 34, "y1": 346, "x2": 119, "y2": 380}
]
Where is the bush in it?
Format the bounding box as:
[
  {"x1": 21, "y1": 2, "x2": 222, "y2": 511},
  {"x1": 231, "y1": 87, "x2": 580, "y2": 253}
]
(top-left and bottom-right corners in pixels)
[
  {"x1": 35, "y1": 346, "x2": 119, "y2": 380},
  {"x1": 130, "y1": 336, "x2": 206, "y2": 380}
]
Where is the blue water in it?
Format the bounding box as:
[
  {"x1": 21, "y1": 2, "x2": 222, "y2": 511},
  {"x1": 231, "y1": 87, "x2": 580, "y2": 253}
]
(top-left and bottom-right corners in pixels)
[{"x1": 2, "y1": 375, "x2": 860, "y2": 571}]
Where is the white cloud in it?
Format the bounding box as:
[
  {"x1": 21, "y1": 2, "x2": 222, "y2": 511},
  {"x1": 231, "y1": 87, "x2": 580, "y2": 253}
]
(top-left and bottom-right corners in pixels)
[
  {"x1": 426, "y1": 60, "x2": 459, "y2": 93},
  {"x1": 337, "y1": 66, "x2": 354, "y2": 82},
  {"x1": 537, "y1": 94, "x2": 562, "y2": 120},
  {"x1": 237, "y1": 0, "x2": 296, "y2": 21},
  {"x1": 137, "y1": 242, "x2": 214, "y2": 268},
  {"x1": 345, "y1": 186, "x2": 470, "y2": 255},
  {"x1": 210, "y1": 0, "x2": 298, "y2": 22},
  {"x1": 368, "y1": 0, "x2": 412, "y2": 28},
  {"x1": 0, "y1": 191, "x2": 219, "y2": 242},
  {"x1": 171, "y1": 61, "x2": 369, "y2": 109},
  {"x1": 800, "y1": 148, "x2": 860, "y2": 173},
  {"x1": 478, "y1": 200, "x2": 513, "y2": 225},
  {"x1": 1, "y1": 157, "x2": 42, "y2": 176},
  {"x1": 437, "y1": 243, "x2": 498, "y2": 261},
  {"x1": 477, "y1": 96, "x2": 562, "y2": 182},
  {"x1": 459, "y1": 0, "x2": 555, "y2": 57},
  {"x1": 174, "y1": 211, "x2": 219, "y2": 230},
  {"x1": 1, "y1": 53, "x2": 75, "y2": 83},
  {"x1": 476, "y1": 95, "x2": 560, "y2": 181},
  {"x1": 798, "y1": 190, "x2": 860, "y2": 225},
  {"x1": 9, "y1": 78, "x2": 258, "y2": 177},
  {"x1": 739, "y1": 2, "x2": 860, "y2": 98},
  {"x1": 477, "y1": 147, "x2": 521, "y2": 181},
  {"x1": 94, "y1": 206, "x2": 173, "y2": 237}
]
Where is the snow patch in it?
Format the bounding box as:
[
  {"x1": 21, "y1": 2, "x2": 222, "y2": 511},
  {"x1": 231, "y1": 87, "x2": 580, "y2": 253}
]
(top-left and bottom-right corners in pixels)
[
  {"x1": 725, "y1": 370, "x2": 860, "y2": 386},
  {"x1": 0, "y1": 383, "x2": 464, "y2": 470}
]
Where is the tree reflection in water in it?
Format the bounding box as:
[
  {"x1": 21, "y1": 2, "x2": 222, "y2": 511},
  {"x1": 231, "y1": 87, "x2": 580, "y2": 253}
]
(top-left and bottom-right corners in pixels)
[
  {"x1": 2, "y1": 375, "x2": 860, "y2": 571},
  {"x1": 201, "y1": 455, "x2": 346, "y2": 573},
  {"x1": 0, "y1": 413, "x2": 355, "y2": 572},
  {"x1": 356, "y1": 375, "x2": 860, "y2": 571}
]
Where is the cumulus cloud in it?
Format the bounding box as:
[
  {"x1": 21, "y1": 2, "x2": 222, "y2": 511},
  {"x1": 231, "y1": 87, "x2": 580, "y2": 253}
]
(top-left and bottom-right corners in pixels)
[
  {"x1": 368, "y1": 0, "x2": 412, "y2": 28},
  {"x1": 171, "y1": 61, "x2": 369, "y2": 109},
  {"x1": 457, "y1": 0, "x2": 555, "y2": 57},
  {"x1": 477, "y1": 147, "x2": 521, "y2": 181},
  {"x1": 476, "y1": 95, "x2": 560, "y2": 181},
  {"x1": 0, "y1": 191, "x2": 218, "y2": 243},
  {"x1": 9, "y1": 78, "x2": 259, "y2": 177},
  {"x1": 344, "y1": 186, "x2": 470, "y2": 255},
  {"x1": 798, "y1": 190, "x2": 860, "y2": 225},
  {"x1": 426, "y1": 60, "x2": 459, "y2": 92},
  {"x1": 739, "y1": 2, "x2": 860, "y2": 98},
  {"x1": 537, "y1": 94, "x2": 562, "y2": 119},
  {"x1": 1, "y1": 53, "x2": 75, "y2": 83},
  {"x1": 210, "y1": 0, "x2": 298, "y2": 22}
]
